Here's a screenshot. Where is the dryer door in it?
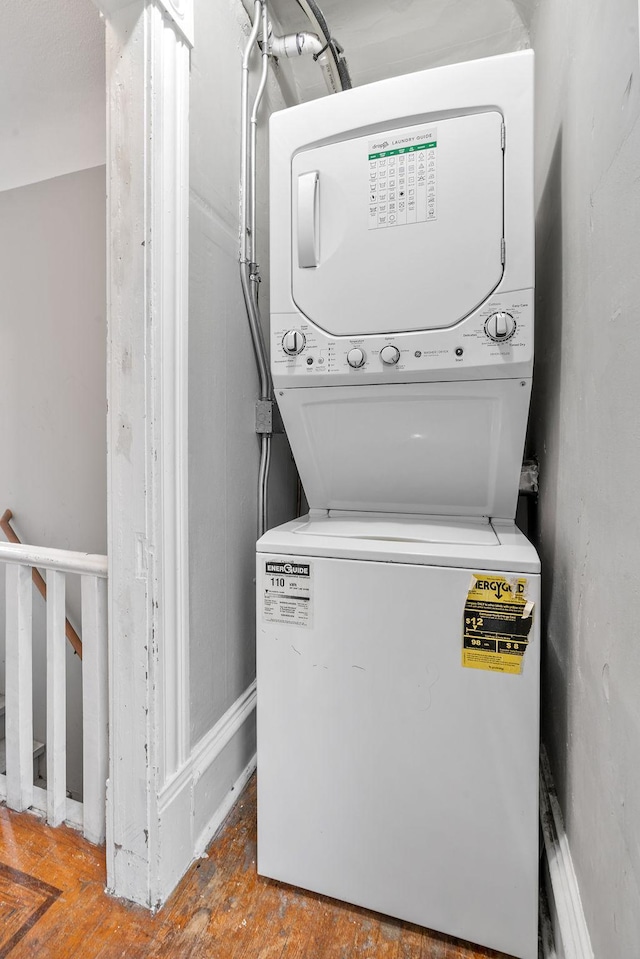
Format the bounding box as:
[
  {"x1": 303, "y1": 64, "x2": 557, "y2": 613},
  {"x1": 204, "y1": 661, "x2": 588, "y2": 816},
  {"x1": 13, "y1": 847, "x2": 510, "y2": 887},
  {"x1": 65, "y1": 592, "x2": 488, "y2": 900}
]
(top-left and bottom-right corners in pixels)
[{"x1": 291, "y1": 111, "x2": 504, "y2": 337}]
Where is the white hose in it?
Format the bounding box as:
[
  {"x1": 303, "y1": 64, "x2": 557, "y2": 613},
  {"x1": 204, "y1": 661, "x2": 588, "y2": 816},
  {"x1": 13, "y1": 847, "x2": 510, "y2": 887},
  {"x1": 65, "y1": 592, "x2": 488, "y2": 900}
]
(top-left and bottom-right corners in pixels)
[
  {"x1": 268, "y1": 26, "x2": 337, "y2": 94},
  {"x1": 294, "y1": 0, "x2": 348, "y2": 92}
]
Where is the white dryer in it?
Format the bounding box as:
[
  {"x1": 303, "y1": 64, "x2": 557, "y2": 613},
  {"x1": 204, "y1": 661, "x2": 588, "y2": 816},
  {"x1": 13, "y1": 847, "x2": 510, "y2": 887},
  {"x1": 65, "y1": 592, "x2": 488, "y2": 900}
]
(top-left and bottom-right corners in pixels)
[{"x1": 257, "y1": 50, "x2": 539, "y2": 959}]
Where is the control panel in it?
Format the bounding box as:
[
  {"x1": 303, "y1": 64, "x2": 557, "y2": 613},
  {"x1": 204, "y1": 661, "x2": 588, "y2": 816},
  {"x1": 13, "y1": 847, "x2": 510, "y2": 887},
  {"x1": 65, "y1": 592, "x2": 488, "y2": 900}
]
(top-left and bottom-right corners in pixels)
[{"x1": 271, "y1": 289, "x2": 534, "y2": 387}]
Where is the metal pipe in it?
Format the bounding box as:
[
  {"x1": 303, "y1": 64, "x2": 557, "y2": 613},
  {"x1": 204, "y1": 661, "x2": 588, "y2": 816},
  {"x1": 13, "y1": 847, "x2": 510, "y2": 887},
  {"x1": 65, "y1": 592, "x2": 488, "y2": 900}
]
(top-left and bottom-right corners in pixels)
[
  {"x1": 250, "y1": 1, "x2": 270, "y2": 263},
  {"x1": 240, "y1": 2, "x2": 262, "y2": 268},
  {"x1": 240, "y1": 0, "x2": 273, "y2": 537},
  {"x1": 258, "y1": 434, "x2": 272, "y2": 535},
  {"x1": 243, "y1": 0, "x2": 271, "y2": 405},
  {"x1": 240, "y1": 265, "x2": 271, "y2": 403}
]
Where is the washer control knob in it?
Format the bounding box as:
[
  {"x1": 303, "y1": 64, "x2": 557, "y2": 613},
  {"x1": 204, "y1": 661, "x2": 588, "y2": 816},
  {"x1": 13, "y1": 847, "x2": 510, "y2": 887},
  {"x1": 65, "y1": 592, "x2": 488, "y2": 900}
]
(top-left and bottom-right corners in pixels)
[
  {"x1": 347, "y1": 348, "x2": 366, "y2": 369},
  {"x1": 282, "y1": 330, "x2": 306, "y2": 355},
  {"x1": 380, "y1": 345, "x2": 401, "y2": 365},
  {"x1": 485, "y1": 312, "x2": 516, "y2": 342}
]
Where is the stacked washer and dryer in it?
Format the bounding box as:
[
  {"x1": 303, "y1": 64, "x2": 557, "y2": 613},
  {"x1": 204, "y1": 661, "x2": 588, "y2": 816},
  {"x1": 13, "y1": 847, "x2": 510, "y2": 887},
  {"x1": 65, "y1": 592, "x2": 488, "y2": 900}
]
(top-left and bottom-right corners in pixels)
[{"x1": 256, "y1": 51, "x2": 539, "y2": 959}]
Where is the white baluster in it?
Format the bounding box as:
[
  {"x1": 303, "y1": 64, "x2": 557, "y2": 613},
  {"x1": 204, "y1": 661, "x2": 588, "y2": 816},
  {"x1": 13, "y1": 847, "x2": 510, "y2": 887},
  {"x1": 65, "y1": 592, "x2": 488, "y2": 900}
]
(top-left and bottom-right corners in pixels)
[
  {"x1": 46, "y1": 569, "x2": 67, "y2": 826},
  {"x1": 5, "y1": 563, "x2": 33, "y2": 812},
  {"x1": 81, "y1": 574, "x2": 108, "y2": 843}
]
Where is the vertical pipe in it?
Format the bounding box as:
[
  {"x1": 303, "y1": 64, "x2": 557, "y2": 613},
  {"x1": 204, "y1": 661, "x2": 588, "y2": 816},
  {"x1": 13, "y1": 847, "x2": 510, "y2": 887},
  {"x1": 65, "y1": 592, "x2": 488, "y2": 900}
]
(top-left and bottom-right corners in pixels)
[
  {"x1": 258, "y1": 434, "x2": 272, "y2": 536},
  {"x1": 240, "y1": 2, "x2": 262, "y2": 268},
  {"x1": 240, "y1": 0, "x2": 272, "y2": 537},
  {"x1": 249, "y1": 1, "x2": 270, "y2": 265}
]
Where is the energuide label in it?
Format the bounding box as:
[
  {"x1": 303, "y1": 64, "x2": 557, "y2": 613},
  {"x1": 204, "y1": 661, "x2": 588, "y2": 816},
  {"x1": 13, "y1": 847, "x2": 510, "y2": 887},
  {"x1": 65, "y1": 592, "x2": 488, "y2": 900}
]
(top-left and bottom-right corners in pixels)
[
  {"x1": 462, "y1": 575, "x2": 534, "y2": 675},
  {"x1": 263, "y1": 559, "x2": 313, "y2": 628}
]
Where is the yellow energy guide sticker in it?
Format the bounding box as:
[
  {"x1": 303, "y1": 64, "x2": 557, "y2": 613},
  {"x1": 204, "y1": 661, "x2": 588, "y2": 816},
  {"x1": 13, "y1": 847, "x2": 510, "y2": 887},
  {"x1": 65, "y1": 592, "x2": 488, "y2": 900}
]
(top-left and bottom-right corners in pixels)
[{"x1": 462, "y1": 575, "x2": 534, "y2": 675}]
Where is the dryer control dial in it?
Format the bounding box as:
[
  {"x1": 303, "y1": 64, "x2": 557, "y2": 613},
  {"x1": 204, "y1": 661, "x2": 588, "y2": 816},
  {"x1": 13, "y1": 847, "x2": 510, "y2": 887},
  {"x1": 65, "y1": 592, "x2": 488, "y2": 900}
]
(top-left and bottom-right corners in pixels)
[
  {"x1": 282, "y1": 330, "x2": 306, "y2": 355},
  {"x1": 380, "y1": 345, "x2": 400, "y2": 365},
  {"x1": 485, "y1": 312, "x2": 516, "y2": 342},
  {"x1": 347, "y1": 348, "x2": 366, "y2": 369}
]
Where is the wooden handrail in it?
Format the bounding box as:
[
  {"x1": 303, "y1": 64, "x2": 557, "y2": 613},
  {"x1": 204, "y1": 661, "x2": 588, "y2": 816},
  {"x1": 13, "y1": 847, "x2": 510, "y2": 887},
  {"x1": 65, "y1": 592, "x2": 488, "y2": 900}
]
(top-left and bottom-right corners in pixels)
[{"x1": 0, "y1": 509, "x2": 83, "y2": 659}]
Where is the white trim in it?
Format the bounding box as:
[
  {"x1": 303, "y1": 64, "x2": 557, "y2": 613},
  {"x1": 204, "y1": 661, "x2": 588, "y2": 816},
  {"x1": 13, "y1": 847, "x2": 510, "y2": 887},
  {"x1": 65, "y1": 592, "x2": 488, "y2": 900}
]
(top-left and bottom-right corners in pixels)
[
  {"x1": 153, "y1": 684, "x2": 257, "y2": 906},
  {"x1": 81, "y1": 576, "x2": 109, "y2": 845},
  {"x1": 159, "y1": 681, "x2": 257, "y2": 810},
  {"x1": 156, "y1": 0, "x2": 194, "y2": 46},
  {"x1": 0, "y1": 542, "x2": 107, "y2": 577},
  {"x1": 46, "y1": 570, "x2": 67, "y2": 829},
  {"x1": 5, "y1": 564, "x2": 34, "y2": 814},
  {"x1": 193, "y1": 682, "x2": 257, "y2": 783},
  {"x1": 539, "y1": 746, "x2": 594, "y2": 959},
  {"x1": 146, "y1": 0, "x2": 191, "y2": 787},
  {"x1": 194, "y1": 755, "x2": 256, "y2": 858},
  {"x1": 92, "y1": 0, "x2": 194, "y2": 46},
  {"x1": 100, "y1": 0, "x2": 192, "y2": 906},
  {"x1": 0, "y1": 776, "x2": 84, "y2": 832}
]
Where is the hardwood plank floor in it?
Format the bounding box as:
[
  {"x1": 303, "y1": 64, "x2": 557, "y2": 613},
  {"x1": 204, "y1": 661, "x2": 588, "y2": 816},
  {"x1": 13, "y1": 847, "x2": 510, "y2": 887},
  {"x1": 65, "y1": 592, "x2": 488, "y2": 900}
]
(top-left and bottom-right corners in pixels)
[{"x1": 0, "y1": 777, "x2": 515, "y2": 958}]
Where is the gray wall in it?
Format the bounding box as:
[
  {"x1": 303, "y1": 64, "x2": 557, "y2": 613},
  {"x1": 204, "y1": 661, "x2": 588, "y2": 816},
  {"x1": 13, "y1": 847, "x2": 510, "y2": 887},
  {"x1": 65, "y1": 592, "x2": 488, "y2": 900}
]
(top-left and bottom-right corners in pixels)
[
  {"x1": 188, "y1": 0, "x2": 296, "y2": 747},
  {"x1": 0, "y1": 166, "x2": 107, "y2": 798},
  {"x1": 529, "y1": 1, "x2": 640, "y2": 954}
]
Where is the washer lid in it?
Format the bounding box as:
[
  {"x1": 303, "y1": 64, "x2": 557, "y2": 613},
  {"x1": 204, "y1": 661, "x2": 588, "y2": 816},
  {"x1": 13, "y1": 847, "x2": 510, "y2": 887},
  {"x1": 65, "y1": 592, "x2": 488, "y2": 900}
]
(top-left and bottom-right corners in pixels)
[
  {"x1": 299, "y1": 512, "x2": 499, "y2": 546},
  {"x1": 257, "y1": 517, "x2": 541, "y2": 573},
  {"x1": 291, "y1": 111, "x2": 504, "y2": 337}
]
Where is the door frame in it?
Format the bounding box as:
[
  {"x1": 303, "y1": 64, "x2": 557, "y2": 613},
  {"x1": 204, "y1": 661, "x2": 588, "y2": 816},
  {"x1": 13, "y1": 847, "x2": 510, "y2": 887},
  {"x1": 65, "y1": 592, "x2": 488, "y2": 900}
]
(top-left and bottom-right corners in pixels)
[{"x1": 92, "y1": 0, "x2": 193, "y2": 907}]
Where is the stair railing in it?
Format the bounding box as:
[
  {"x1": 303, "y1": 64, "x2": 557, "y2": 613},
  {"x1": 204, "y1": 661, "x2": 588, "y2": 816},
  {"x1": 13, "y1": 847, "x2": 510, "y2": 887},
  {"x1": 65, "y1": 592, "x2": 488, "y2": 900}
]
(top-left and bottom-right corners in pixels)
[{"x1": 0, "y1": 517, "x2": 108, "y2": 844}]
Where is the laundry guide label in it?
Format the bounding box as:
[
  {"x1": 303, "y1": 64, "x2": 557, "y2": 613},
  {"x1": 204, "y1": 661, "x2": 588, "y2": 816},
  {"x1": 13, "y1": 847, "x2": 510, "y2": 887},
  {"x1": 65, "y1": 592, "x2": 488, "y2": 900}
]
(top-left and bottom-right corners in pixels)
[
  {"x1": 263, "y1": 559, "x2": 313, "y2": 628},
  {"x1": 462, "y1": 575, "x2": 534, "y2": 675},
  {"x1": 368, "y1": 127, "x2": 437, "y2": 230}
]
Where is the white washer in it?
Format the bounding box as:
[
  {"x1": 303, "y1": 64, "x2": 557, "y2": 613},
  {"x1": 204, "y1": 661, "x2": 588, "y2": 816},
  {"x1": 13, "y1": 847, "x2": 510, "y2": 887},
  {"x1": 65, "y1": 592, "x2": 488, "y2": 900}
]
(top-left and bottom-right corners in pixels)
[{"x1": 257, "y1": 514, "x2": 540, "y2": 959}]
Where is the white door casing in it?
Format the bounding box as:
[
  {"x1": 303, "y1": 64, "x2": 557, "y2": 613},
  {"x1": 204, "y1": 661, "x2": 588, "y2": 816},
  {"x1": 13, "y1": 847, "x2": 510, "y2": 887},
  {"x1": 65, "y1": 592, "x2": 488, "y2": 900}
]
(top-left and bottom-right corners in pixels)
[{"x1": 92, "y1": 0, "x2": 192, "y2": 907}]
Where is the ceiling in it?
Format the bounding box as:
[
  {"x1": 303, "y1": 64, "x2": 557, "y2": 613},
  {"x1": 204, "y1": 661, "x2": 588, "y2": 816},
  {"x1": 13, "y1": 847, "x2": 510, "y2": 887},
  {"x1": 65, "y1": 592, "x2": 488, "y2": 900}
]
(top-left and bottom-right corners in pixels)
[
  {"x1": 0, "y1": 0, "x2": 105, "y2": 192},
  {"x1": 267, "y1": 0, "x2": 537, "y2": 102}
]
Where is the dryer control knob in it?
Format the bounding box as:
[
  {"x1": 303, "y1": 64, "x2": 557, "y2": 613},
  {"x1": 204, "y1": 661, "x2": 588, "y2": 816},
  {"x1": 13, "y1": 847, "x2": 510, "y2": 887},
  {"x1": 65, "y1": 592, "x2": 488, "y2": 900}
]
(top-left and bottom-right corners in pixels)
[
  {"x1": 347, "y1": 348, "x2": 366, "y2": 369},
  {"x1": 485, "y1": 312, "x2": 516, "y2": 342},
  {"x1": 380, "y1": 345, "x2": 400, "y2": 365},
  {"x1": 282, "y1": 330, "x2": 306, "y2": 355}
]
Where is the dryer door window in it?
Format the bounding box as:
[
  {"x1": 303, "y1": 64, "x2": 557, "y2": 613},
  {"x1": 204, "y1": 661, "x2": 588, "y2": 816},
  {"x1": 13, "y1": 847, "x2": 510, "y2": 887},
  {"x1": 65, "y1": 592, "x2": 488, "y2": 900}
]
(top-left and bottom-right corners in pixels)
[{"x1": 291, "y1": 111, "x2": 504, "y2": 337}]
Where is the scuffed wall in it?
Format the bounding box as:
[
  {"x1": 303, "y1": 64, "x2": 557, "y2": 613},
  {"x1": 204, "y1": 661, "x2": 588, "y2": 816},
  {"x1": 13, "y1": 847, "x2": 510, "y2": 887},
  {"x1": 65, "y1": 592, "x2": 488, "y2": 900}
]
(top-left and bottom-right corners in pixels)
[
  {"x1": 188, "y1": 0, "x2": 296, "y2": 748},
  {"x1": 529, "y1": 1, "x2": 640, "y2": 954}
]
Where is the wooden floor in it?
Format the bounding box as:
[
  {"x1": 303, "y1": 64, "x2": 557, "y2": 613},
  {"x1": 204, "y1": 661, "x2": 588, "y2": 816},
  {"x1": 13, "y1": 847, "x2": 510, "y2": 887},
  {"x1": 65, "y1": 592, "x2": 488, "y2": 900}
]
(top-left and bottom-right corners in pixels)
[{"x1": 0, "y1": 776, "x2": 514, "y2": 958}]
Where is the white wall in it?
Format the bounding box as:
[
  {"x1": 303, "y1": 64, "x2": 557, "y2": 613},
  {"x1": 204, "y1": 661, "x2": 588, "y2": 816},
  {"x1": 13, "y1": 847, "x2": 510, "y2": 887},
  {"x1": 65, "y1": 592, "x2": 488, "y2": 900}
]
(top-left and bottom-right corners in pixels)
[
  {"x1": 0, "y1": 0, "x2": 105, "y2": 192},
  {"x1": 0, "y1": 167, "x2": 107, "y2": 798},
  {"x1": 188, "y1": 0, "x2": 296, "y2": 756},
  {"x1": 529, "y1": 1, "x2": 640, "y2": 955}
]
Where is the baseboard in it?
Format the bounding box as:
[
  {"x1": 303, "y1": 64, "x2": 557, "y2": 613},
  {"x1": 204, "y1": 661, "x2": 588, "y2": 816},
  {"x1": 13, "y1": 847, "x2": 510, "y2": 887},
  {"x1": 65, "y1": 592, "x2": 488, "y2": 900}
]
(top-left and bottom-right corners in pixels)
[
  {"x1": 539, "y1": 746, "x2": 593, "y2": 959},
  {"x1": 193, "y1": 753, "x2": 256, "y2": 859},
  {"x1": 153, "y1": 682, "x2": 257, "y2": 908}
]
